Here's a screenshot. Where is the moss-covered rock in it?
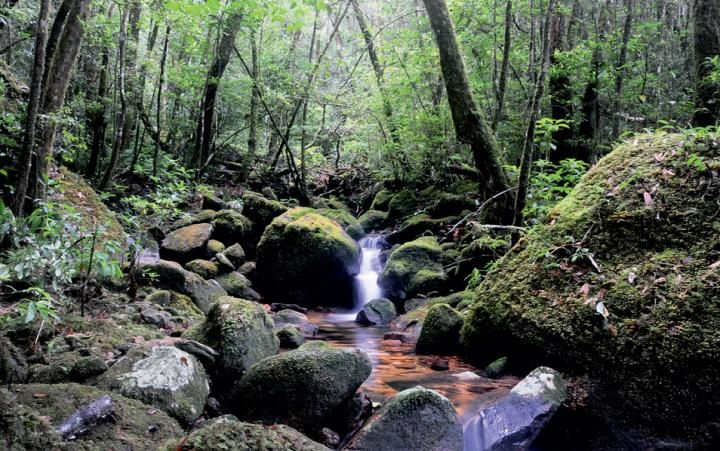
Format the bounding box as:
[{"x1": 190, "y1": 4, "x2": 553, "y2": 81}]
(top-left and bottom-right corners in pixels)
[
  {"x1": 203, "y1": 193, "x2": 227, "y2": 211},
  {"x1": 427, "y1": 193, "x2": 476, "y2": 218},
  {"x1": 99, "y1": 346, "x2": 210, "y2": 426},
  {"x1": 356, "y1": 298, "x2": 397, "y2": 325},
  {"x1": 272, "y1": 309, "x2": 319, "y2": 336},
  {"x1": 386, "y1": 214, "x2": 457, "y2": 245},
  {"x1": 370, "y1": 189, "x2": 393, "y2": 211},
  {"x1": 461, "y1": 132, "x2": 720, "y2": 439},
  {"x1": 358, "y1": 210, "x2": 388, "y2": 231},
  {"x1": 256, "y1": 208, "x2": 361, "y2": 307},
  {"x1": 211, "y1": 209, "x2": 254, "y2": 245},
  {"x1": 0, "y1": 335, "x2": 27, "y2": 384},
  {"x1": 241, "y1": 192, "x2": 288, "y2": 231},
  {"x1": 378, "y1": 237, "x2": 447, "y2": 300},
  {"x1": 160, "y1": 223, "x2": 213, "y2": 263},
  {"x1": 12, "y1": 383, "x2": 182, "y2": 450},
  {"x1": 317, "y1": 208, "x2": 365, "y2": 239},
  {"x1": 145, "y1": 290, "x2": 205, "y2": 322},
  {"x1": 386, "y1": 189, "x2": 418, "y2": 222},
  {"x1": 186, "y1": 296, "x2": 278, "y2": 384},
  {"x1": 231, "y1": 346, "x2": 372, "y2": 433},
  {"x1": 222, "y1": 243, "x2": 246, "y2": 267},
  {"x1": 277, "y1": 325, "x2": 305, "y2": 348},
  {"x1": 140, "y1": 260, "x2": 227, "y2": 313},
  {"x1": 206, "y1": 239, "x2": 226, "y2": 256},
  {"x1": 345, "y1": 386, "x2": 462, "y2": 451},
  {"x1": 416, "y1": 303, "x2": 463, "y2": 355},
  {"x1": 185, "y1": 259, "x2": 220, "y2": 280},
  {"x1": 174, "y1": 415, "x2": 330, "y2": 450},
  {"x1": 450, "y1": 235, "x2": 509, "y2": 288},
  {"x1": 213, "y1": 272, "x2": 261, "y2": 301},
  {"x1": 0, "y1": 388, "x2": 61, "y2": 450}
]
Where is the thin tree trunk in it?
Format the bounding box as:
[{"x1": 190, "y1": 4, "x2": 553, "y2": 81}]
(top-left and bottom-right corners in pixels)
[
  {"x1": 612, "y1": 0, "x2": 634, "y2": 138},
  {"x1": 422, "y1": 0, "x2": 511, "y2": 217},
  {"x1": 548, "y1": 12, "x2": 574, "y2": 162},
  {"x1": 692, "y1": 0, "x2": 720, "y2": 126},
  {"x1": 492, "y1": 0, "x2": 512, "y2": 130},
  {"x1": 512, "y1": 0, "x2": 557, "y2": 242},
  {"x1": 153, "y1": 25, "x2": 170, "y2": 177},
  {"x1": 12, "y1": 0, "x2": 51, "y2": 216},
  {"x1": 40, "y1": 0, "x2": 72, "y2": 103}
]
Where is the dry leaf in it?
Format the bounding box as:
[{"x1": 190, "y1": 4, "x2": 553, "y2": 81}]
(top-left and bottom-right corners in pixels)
[
  {"x1": 628, "y1": 272, "x2": 637, "y2": 284},
  {"x1": 643, "y1": 192, "x2": 653, "y2": 206},
  {"x1": 33, "y1": 393, "x2": 48, "y2": 399},
  {"x1": 654, "y1": 153, "x2": 665, "y2": 162},
  {"x1": 580, "y1": 283, "x2": 591, "y2": 296}
]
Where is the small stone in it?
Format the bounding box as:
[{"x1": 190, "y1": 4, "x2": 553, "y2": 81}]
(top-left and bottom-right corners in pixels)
[{"x1": 430, "y1": 359, "x2": 449, "y2": 371}]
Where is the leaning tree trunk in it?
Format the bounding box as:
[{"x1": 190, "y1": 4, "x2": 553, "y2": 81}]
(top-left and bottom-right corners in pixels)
[
  {"x1": 422, "y1": 0, "x2": 511, "y2": 217},
  {"x1": 32, "y1": 0, "x2": 91, "y2": 203},
  {"x1": 12, "y1": 0, "x2": 51, "y2": 216},
  {"x1": 692, "y1": 0, "x2": 720, "y2": 127},
  {"x1": 492, "y1": 0, "x2": 512, "y2": 130}
]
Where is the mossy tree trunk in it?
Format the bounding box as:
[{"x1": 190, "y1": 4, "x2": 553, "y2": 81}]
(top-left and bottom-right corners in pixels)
[{"x1": 692, "y1": 0, "x2": 720, "y2": 127}]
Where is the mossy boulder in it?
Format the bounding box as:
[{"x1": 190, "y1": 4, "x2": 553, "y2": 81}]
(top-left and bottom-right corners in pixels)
[
  {"x1": 416, "y1": 304, "x2": 463, "y2": 355},
  {"x1": 386, "y1": 214, "x2": 457, "y2": 245},
  {"x1": 140, "y1": 260, "x2": 227, "y2": 313},
  {"x1": 427, "y1": 193, "x2": 476, "y2": 218},
  {"x1": 214, "y1": 272, "x2": 261, "y2": 301},
  {"x1": 378, "y1": 237, "x2": 447, "y2": 300},
  {"x1": 231, "y1": 346, "x2": 372, "y2": 433},
  {"x1": 356, "y1": 298, "x2": 397, "y2": 325},
  {"x1": 272, "y1": 309, "x2": 319, "y2": 336},
  {"x1": 11, "y1": 383, "x2": 182, "y2": 450},
  {"x1": 0, "y1": 388, "x2": 61, "y2": 450},
  {"x1": 98, "y1": 346, "x2": 210, "y2": 426},
  {"x1": 222, "y1": 243, "x2": 246, "y2": 267},
  {"x1": 211, "y1": 209, "x2": 254, "y2": 245},
  {"x1": 358, "y1": 210, "x2": 388, "y2": 231},
  {"x1": 317, "y1": 208, "x2": 365, "y2": 239},
  {"x1": 277, "y1": 325, "x2": 305, "y2": 348},
  {"x1": 206, "y1": 239, "x2": 226, "y2": 256},
  {"x1": 461, "y1": 133, "x2": 720, "y2": 439},
  {"x1": 186, "y1": 296, "x2": 278, "y2": 385},
  {"x1": 185, "y1": 259, "x2": 219, "y2": 280},
  {"x1": 202, "y1": 193, "x2": 227, "y2": 211},
  {"x1": 145, "y1": 290, "x2": 205, "y2": 322},
  {"x1": 0, "y1": 335, "x2": 27, "y2": 384},
  {"x1": 241, "y1": 192, "x2": 288, "y2": 231},
  {"x1": 450, "y1": 236, "x2": 509, "y2": 288},
  {"x1": 256, "y1": 208, "x2": 361, "y2": 307},
  {"x1": 160, "y1": 223, "x2": 213, "y2": 263},
  {"x1": 370, "y1": 189, "x2": 393, "y2": 211},
  {"x1": 174, "y1": 414, "x2": 330, "y2": 451},
  {"x1": 345, "y1": 386, "x2": 462, "y2": 451},
  {"x1": 386, "y1": 189, "x2": 418, "y2": 222}
]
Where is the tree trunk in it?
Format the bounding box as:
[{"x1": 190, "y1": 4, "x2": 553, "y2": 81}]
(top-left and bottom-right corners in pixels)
[
  {"x1": 612, "y1": 0, "x2": 634, "y2": 139},
  {"x1": 548, "y1": 12, "x2": 575, "y2": 163},
  {"x1": 492, "y1": 0, "x2": 512, "y2": 130},
  {"x1": 153, "y1": 25, "x2": 170, "y2": 177},
  {"x1": 512, "y1": 0, "x2": 557, "y2": 242},
  {"x1": 32, "y1": 0, "x2": 91, "y2": 203},
  {"x1": 40, "y1": 0, "x2": 72, "y2": 104},
  {"x1": 422, "y1": 0, "x2": 511, "y2": 214},
  {"x1": 12, "y1": 0, "x2": 51, "y2": 216},
  {"x1": 242, "y1": 30, "x2": 259, "y2": 183},
  {"x1": 692, "y1": 0, "x2": 720, "y2": 126}
]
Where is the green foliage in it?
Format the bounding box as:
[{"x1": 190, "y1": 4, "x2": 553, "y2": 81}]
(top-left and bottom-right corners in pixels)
[
  {"x1": 523, "y1": 159, "x2": 589, "y2": 224},
  {"x1": 534, "y1": 117, "x2": 571, "y2": 157}
]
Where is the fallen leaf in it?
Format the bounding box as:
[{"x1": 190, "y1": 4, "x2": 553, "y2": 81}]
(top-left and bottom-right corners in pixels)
[
  {"x1": 654, "y1": 152, "x2": 665, "y2": 162},
  {"x1": 643, "y1": 192, "x2": 653, "y2": 207},
  {"x1": 579, "y1": 283, "x2": 591, "y2": 296},
  {"x1": 596, "y1": 302, "x2": 609, "y2": 318},
  {"x1": 33, "y1": 393, "x2": 48, "y2": 399},
  {"x1": 628, "y1": 272, "x2": 637, "y2": 285},
  {"x1": 180, "y1": 357, "x2": 188, "y2": 366}
]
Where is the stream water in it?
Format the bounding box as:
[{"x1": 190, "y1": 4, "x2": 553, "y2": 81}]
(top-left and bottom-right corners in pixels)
[{"x1": 310, "y1": 235, "x2": 518, "y2": 448}]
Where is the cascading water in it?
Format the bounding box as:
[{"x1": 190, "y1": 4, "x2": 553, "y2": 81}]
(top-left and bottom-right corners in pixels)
[{"x1": 353, "y1": 235, "x2": 385, "y2": 311}]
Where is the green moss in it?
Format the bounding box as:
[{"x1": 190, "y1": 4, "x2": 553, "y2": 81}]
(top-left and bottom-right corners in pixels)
[
  {"x1": 460, "y1": 132, "x2": 720, "y2": 438},
  {"x1": 370, "y1": 189, "x2": 394, "y2": 211},
  {"x1": 184, "y1": 259, "x2": 219, "y2": 279},
  {"x1": 316, "y1": 208, "x2": 365, "y2": 239},
  {"x1": 241, "y1": 192, "x2": 288, "y2": 230},
  {"x1": 0, "y1": 388, "x2": 61, "y2": 450},
  {"x1": 146, "y1": 290, "x2": 204, "y2": 321},
  {"x1": 387, "y1": 189, "x2": 418, "y2": 222},
  {"x1": 206, "y1": 239, "x2": 226, "y2": 255},
  {"x1": 211, "y1": 209, "x2": 254, "y2": 243},
  {"x1": 358, "y1": 209, "x2": 388, "y2": 231},
  {"x1": 379, "y1": 237, "x2": 447, "y2": 299},
  {"x1": 416, "y1": 303, "x2": 463, "y2": 354}
]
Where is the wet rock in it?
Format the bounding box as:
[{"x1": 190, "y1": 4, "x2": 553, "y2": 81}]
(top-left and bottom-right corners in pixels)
[
  {"x1": 99, "y1": 346, "x2": 210, "y2": 426},
  {"x1": 222, "y1": 243, "x2": 246, "y2": 267},
  {"x1": 273, "y1": 309, "x2": 318, "y2": 336},
  {"x1": 277, "y1": 325, "x2": 305, "y2": 348},
  {"x1": 206, "y1": 239, "x2": 226, "y2": 257},
  {"x1": 356, "y1": 298, "x2": 397, "y2": 325},
  {"x1": 202, "y1": 193, "x2": 227, "y2": 211},
  {"x1": 160, "y1": 223, "x2": 213, "y2": 263},
  {"x1": 431, "y1": 359, "x2": 450, "y2": 371},
  {"x1": 416, "y1": 303, "x2": 463, "y2": 355},
  {"x1": 231, "y1": 346, "x2": 372, "y2": 433},
  {"x1": 213, "y1": 272, "x2": 261, "y2": 301},
  {"x1": 378, "y1": 237, "x2": 447, "y2": 300},
  {"x1": 484, "y1": 357, "x2": 509, "y2": 379},
  {"x1": 184, "y1": 296, "x2": 278, "y2": 384},
  {"x1": 464, "y1": 367, "x2": 567, "y2": 451},
  {"x1": 211, "y1": 209, "x2": 253, "y2": 245},
  {"x1": 345, "y1": 386, "x2": 462, "y2": 451},
  {"x1": 0, "y1": 335, "x2": 27, "y2": 384},
  {"x1": 387, "y1": 189, "x2": 418, "y2": 222},
  {"x1": 140, "y1": 260, "x2": 226, "y2": 313},
  {"x1": 358, "y1": 209, "x2": 388, "y2": 231},
  {"x1": 175, "y1": 414, "x2": 329, "y2": 450},
  {"x1": 270, "y1": 302, "x2": 308, "y2": 314},
  {"x1": 318, "y1": 427, "x2": 340, "y2": 448},
  {"x1": 256, "y1": 208, "x2": 361, "y2": 307}
]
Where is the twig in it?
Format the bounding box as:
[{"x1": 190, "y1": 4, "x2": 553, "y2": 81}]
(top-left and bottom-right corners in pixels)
[
  {"x1": 56, "y1": 395, "x2": 114, "y2": 440},
  {"x1": 446, "y1": 186, "x2": 518, "y2": 236}
]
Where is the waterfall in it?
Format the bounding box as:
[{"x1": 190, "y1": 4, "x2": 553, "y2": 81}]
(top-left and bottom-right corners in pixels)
[
  {"x1": 463, "y1": 411, "x2": 488, "y2": 451},
  {"x1": 353, "y1": 235, "x2": 384, "y2": 311}
]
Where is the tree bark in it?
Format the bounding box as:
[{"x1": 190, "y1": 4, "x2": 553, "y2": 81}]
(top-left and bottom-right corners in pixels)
[
  {"x1": 12, "y1": 0, "x2": 51, "y2": 216},
  {"x1": 422, "y1": 0, "x2": 511, "y2": 213},
  {"x1": 692, "y1": 0, "x2": 720, "y2": 126},
  {"x1": 612, "y1": 0, "x2": 634, "y2": 138},
  {"x1": 548, "y1": 12, "x2": 575, "y2": 163},
  {"x1": 153, "y1": 25, "x2": 170, "y2": 177},
  {"x1": 40, "y1": 0, "x2": 72, "y2": 104},
  {"x1": 492, "y1": 0, "x2": 512, "y2": 130},
  {"x1": 242, "y1": 30, "x2": 259, "y2": 183}
]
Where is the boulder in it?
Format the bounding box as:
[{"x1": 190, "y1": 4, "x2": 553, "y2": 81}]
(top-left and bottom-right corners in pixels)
[
  {"x1": 356, "y1": 298, "x2": 397, "y2": 325},
  {"x1": 317, "y1": 207, "x2": 365, "y2": 239},
  {"x1": 213, "y1": 252, "x2": 235, "y2": 273},
  {"x1": 256, "y1": 208, "x2": 361, "y2": 307},
  {"x1": 427, "y1": 193, "x2": 476, "y2": 218},
  {"x1": 450, "y1": 236, "x2": 509, "y2": 289},
  {"x1": 222, "y1": 243, "x2": 246, "y2": 267},
  {"x1": 211, "y1": 209, "x2": 253, "y2": 245},
  {"x1": 0, "y1": 335, "x2": 27, "y2": 384},
  {"x1": 185, "y1": 259, "x2": 219, "y2": 279},
  {"x1": 140, "y1": 260, "x2": 226, "y2": 313},
  {"x1": 277, "y1": 325, "x2": 305, "y2": 348},
  {"x1": 378, "y1": 237, "x2": 447, "y2": 300},
  {"x1": 387, "y1": 189, "x2": 418, "y2": 222},
  {"x1": 185, "y1": 296, "x2": 278, "y2": 384},
  {"x1": 11, "y1": 383, "x2": 182, "y2": 450},
  {"x1": 464, "y1": 367, "x2": 567, "y2": 451},
  {"x1": 386, "y1": 214, "x2": 457, "y2": 245},
  {"x1": 370, "y1": 189, "x2": 393, "y2": 211},
  {"x1": 175, "y1": 414, "x2": 329, "y2": 451},
  {"x1": 272, "y1": 309, "x2": 318, "y2": 336},
  {"x1": 241, "y1": 192, "x2": 288, "y2": 232},
  {"x1": 261, "y1": 186, "x2": 279, "y2": 200},
  {"x1": 358, "y1": 209, "x2": 388, "y2": 231},
  {"x1": 345, "y1": 386, "x2": 463, "y2": 451},
  {"x1": 0, "y1": 388, "x2": 61, "y2": 450},
  {"x1": 213, "y1": 272, "x2": 261, "y2": 301},
  {"x1": 206, "y1": 239, "x2": 226, "y2": 256},
  {"x1": 416, "y1": 303, "x2": 463, "y2": 355},
  {"x1": 484, "y1": 356, "x2": 509, "y2": 379},
  {"x1": 99, "y1": 346, "x2": 210, "y2": 426},
  {"x1": 231, "y1": 346, "x2": 372, "y2": 432},
  {"x1": 460, "y1": 133, "x2": 720, "y2": 436},
  {"x1": 145, "y1": 290, "x2": 204, "y2": 322},
  {"x1": 202, "y1": 193, "x2": 227, "y2": 211},
  {"x1": 160, "y1": 223, "x2": 213, "y2": 263}
]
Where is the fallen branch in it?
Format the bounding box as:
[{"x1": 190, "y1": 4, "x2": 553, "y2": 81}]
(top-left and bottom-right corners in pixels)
[
  {"x1": 446, "y1": 186, "x2": 518, "y2": 236},
  {"x1": 56, "y1": 395, "x2": 114, "y2": 440}
]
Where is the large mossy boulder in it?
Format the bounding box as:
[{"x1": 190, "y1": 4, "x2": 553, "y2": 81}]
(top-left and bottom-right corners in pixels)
[
  {"x1": 256, "y1": 208, "x2": 361, "y2": 307},
  {"x1": 0, "y1": 388, "x2": 61, "y2": 450},
  {"x1": 242, "y1": 192, "x2": 289, "y2": 230},
  {"x1": 160, "y1": 223, "x2": 213, "y2": 263},
  {"x1": 358, "y1": 209, "x2": 388, "y2": 231},
  {"x1": 386, "y1": 189, "x2": 418, "y2": 222},
  {"x1": 185, "y1": 296, "x2": 278, "y2": 384},
  {"x1": 10, "y1": 383, "x2": 182, "y2": 450},
  {"x1": 231, "y1": 346, "x2": 372, "y2": 433},
  {"x1": 356, "y1": 298, "x2": 397, "y2": 325},
  {"x1": 378, "y1": 237, "x2": 447, "y2": 300},
  {"x1": 416, "y1": 303, "x2": 463, "y2": 355},
  {"x1": 370, "y1": 189, "x2": 393, "y2": 211},
  {"x1": 174, "y1": 415, "x2": 330, "y2": 451},
  {"x1": 140, "y1": 260, "x2": 226, "y2": 313},
  {"x1": 211, "y1": 209, "x2": 253, "y2": 246},
  {"x1": 345, "y1": 386, "x2": 463, "y2": 451},
  {"x1": 461, "y1": 133, "x2": 720, "y2": 440},
  {"x1": 386, "y1": 213, "x2": 457, "y2": 245},
  {"x1": 213, "y1": 272, "x2": 261, "y2": 300},
  {"x1": 317, "y1": 208, "x2": 365, "y2": 239}
]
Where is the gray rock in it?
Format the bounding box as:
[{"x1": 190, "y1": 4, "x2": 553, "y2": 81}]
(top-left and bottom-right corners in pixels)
[
  {"x1": 140, "y1": 260, "x2": 226, "y2": 313},
  {"x1": 231, "y1": 346, "x2": 372, "y2": 433},
  {"x1": 0, "y1": 335, "x2": 27, "y2": 384},
  {"x1": 346, "y1": 386, "x2": 463, "y2": 451},
  {"x1": 277, "y1": 325, "x2": 305, "y2": 348},
  {"x1": 463, "y1": 367, "x2": 567, "y2": 451},
  {"x1": 213, "y1": 272, "x2": 260, "y2": 301},
  {"x1": 100, "y1": 346, "x2": 210, "y2": 426},
  {"x1": 415, "y1": 303, "x2": 463, "y2": 355},
  {"x1": 356, "y1": 298, "x2": 397, "y2": 325},
  {"x1": 273, "y1": 309, "x2": 318, "y2": 337},
  {"x1": 214, "y1": 252, "x2": 234, "y2": 273},
  {"x1": 140, "y1": 307, "x2": 174, "y2": 328},
  {"x1": 160, "y1": 223, "x2": 213, "y2": 263},
  {"x1": 222, "y1": 243, "x2": 246, "y2": 267}
]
